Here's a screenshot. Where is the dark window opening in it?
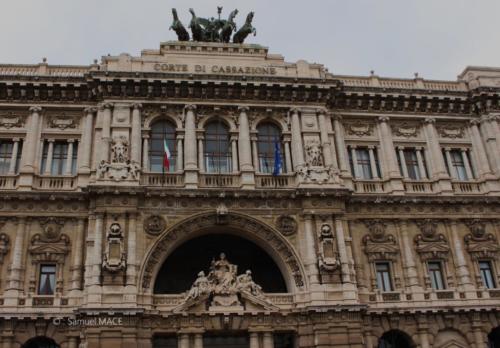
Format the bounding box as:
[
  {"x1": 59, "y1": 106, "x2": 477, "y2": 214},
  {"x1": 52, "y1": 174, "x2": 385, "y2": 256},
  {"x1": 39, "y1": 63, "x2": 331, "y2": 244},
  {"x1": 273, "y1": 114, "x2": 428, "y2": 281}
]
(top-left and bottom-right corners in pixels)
[{"x1": 378, "y1": 330, "x2": 414, "y2": 348}]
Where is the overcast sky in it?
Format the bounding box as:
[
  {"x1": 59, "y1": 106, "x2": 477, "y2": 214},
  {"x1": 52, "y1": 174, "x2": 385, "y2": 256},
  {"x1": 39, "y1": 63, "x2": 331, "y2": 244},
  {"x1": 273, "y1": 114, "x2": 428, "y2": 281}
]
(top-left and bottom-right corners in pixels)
[{"x1": 0, "y1": 0, "x2": 499, "y2": 80}]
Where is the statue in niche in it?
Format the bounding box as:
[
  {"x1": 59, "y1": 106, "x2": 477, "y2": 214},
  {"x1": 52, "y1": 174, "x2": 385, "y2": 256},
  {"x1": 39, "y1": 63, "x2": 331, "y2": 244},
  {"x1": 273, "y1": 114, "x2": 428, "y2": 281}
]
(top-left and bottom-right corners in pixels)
[{"x1": 305, "y1": 141, "x2": 324, "y2": 167}]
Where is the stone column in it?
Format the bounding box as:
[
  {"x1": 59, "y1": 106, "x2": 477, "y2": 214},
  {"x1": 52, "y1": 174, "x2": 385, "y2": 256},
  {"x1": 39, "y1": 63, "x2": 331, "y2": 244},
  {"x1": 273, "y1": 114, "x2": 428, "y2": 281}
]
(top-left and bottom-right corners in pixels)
[
  {"x1": 368, "y1": 146, "x2": 379, "y2": 179},
  {"x1": 238, "y1": 106, "x2": 253, "y2": 171},
  {"x1": 303, "y1": 214, "x2": 319, "y2": 286},
  {"x1": 126, "y1": 213, "x2": 137, "y2": 287},
  {"x1": 64, "y1": 139, "x2": 75, "y2": 175},
  {"x1": 333, "y1": 115, "x2": 350, "y2": 176},
  {"x1": 290, "y1": 108, "x2": 305, "y2": 170},
  {"x1": 398, "y1": 146, "x2": 409, "y2": 179},
  {"x1": 461, "y1": 148, "x2": 474, "y2": 180},
  {"x1": 417, "y1": 316, "x2": 430, "y2": 348},
  {"x1": 350, "y1": 146, "x2": 359, "y2": 178},
  {"x1": 423, "y1": 118, "x2": 448, "y2": 179},
  {"x1": 334, "y1": 216, "x2": 352, "y2": 285},
  {"x1": 251, "y1": 134, "x2": 259, "y2": 172},
  {"x1": 480, "y1": 115, "x2": 500, "y2": 174},
  {"x1": 92, "y1": 214, "x2": 104, "y2": 285},
  {"x1": 83, "y1": 215, "x2": 95, "y2": 287},
  {"x1": 20, "y1": 106, "x2": 42, "y2": 173},
  {"x1": 398, "y1": 220, "x2": 419, "y2": 289},
  {"x1": 377, "y1": 116, "x2": 400, "y2": 178},
  {"x1": 67, "y1": 337, "x2": 78, "y2": 348},
  {"x1": 283, "y1": 135, "x2": 293, "y2": 173},
  {"x1": 198, "y1": 135, "x2": 205, "y2": 172},
  {"x1": 6, "y1": 217, "x2": 26, "y2": 291},
  {"x1": 142, "y1": 135, "x2": 149, "y2": 171},
  {"x1": 100, "y1": 103, "x2": 113, "y2": 163},
  {"x1": 70, "y1": 218, "x2": 85, "y2": 291},
  {"x1": 43, "y1": 139, "x2": 54, "y2": 175},
  {"x1": 317, "y1": 109, "x2": 333, "y2": 167},
  {"x1": 178, "y1": 333, "x2": 190, "y2": 348},
  {"x1": 130, "y1": 103, "x2": 142, "y2": 164},
  {"x1": 469, "y1": 119, "x2": 493, "y2": 179},
  {"x1": 7, "y1": 138, "x2": 20, "y2": 174},
  {"x1": 231, "y1": 135, "x2": 238, "y2": 173},
  {"x1": 262, "y1": 332, "x2": 274, "y2": 348},
  {"x1": 249, "y1": 332, "x2": 259, "y2": 348},
  {"x1": 444, "y1": 148, "x2": 455, "y2": 179},
  {"x1": 184, "y1": 105, "x2": 198, "y2": 170},
  {"x1": 79, "y1": 107, "x2": 95, "y2": 173},
  {"x1": 448, "y1": 220, "x2": 472, "y2": 289},
  {"x1": 194, "y1": 333, "x2": 203, "y2": 348},
  {"x1": 472, "y1": 314, "x2": 487, "y2": 348},
  {"x1": 176, "y1": 134, "x2": 184, "y2": 171},
  {"x1": 415, "y1": 147, "x2": 427, "y2": 179}
]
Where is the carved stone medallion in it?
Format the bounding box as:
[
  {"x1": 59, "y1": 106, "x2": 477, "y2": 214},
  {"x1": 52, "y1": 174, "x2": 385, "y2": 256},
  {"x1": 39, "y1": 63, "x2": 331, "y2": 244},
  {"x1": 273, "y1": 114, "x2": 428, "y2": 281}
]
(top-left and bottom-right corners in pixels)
[
  {"x1": 276, "y1": 215, "x2": 297, "y2": 236},
  {"x1": 144, "y1": 215, "x2": 167, "y2": 236}
]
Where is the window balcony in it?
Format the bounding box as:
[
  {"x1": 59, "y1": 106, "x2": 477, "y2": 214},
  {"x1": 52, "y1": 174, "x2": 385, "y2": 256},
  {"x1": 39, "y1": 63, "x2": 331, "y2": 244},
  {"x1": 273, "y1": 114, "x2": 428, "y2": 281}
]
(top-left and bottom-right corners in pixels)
[
  {"x1": 140, "y1": 172, "x2": 184, "y2": 187},
  {"x1": 0, "y1": 175, "x2": 18, "y2": 190},
  {"x1": 33, "y1": 175, "x2": 77, "y2": 191},
  {"x1": 403, "y1": 179, "x2": 436, "y2": 194},
  {"x1": 353, "y1": 179, "x2": 387, "y2": 194},
  {"x1": 451, "y1": 180, "x2": 484, "y2": 194},
  {"x1": 199, "y1": 173, "x2": 240, "y2": 188},
  {"x1": 255, "y1": 174, "x2": 296, "y2": 188}
]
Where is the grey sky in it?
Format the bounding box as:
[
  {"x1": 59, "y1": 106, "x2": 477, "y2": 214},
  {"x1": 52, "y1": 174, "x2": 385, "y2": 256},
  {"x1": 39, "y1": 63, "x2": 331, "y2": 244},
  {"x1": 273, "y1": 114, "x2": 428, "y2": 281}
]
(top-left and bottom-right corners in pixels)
[{"x1": 0, "y1": 0, "x2": 499, "y2": 80}]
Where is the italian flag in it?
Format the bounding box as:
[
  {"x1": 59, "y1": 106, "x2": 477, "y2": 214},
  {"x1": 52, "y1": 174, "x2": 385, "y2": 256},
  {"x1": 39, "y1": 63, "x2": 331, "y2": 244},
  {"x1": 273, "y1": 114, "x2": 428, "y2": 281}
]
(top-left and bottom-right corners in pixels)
[{"x1": 163, "y1": 139, "x2": 171, "y2": 171}]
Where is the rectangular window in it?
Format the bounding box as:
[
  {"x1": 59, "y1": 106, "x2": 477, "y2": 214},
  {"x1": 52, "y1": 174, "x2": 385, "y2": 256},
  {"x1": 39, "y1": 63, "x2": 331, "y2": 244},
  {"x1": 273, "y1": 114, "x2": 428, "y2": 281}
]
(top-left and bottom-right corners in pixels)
[
  {"x1": 405, "y1": 149, "x2": 421, "y2": 180},
  {"x1": 479, "y1": 261, "x2": 496, "y2": 289},
  {"x1": 349, "y1": 147, "x2": 379, "y2": 179},
  {"x1": 375, "y1": 262, "x2": 393, "y2": 292},
  {"x1": 41, "y1": 141, "x2": 78, "y2": 175},
  {"x1": 428, "y1": 261, "x2": 446, "y2": 290},
  {"x1": 38, "y1": 264, "x2": 56, "y2": 295},
  {"x1": 0, "y1": 140, "x2": 13, "y2": 174},
  {"x1": 444, "y1": 149, "x2": 473, "y2": 181}
]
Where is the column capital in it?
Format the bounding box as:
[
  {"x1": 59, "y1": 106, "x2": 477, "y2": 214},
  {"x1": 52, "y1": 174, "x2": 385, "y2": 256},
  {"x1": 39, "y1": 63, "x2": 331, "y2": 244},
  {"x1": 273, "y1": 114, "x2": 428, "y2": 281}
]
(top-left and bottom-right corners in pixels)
[
  {"x1": 367, "y1": 145, "x2": 376, "y2": 150},
  {"x1": 316, "y1": 107, "x2": 328, "y2": 115},
  {"x1": 132, "y1": 103, "x2": 142, "y2": 110},
  {"x1": 47, "y1": 138, "x2": 55, "y2": 143},
  {"x1": 460, "y1": 147, "x2": 469, "y2": 152},
  {"x1": 332, "y1": 113, "x2": 343, "y2": 121},
  {"x1": 98, "y1": 103, "x2": 113, "y2": 111},
  {"x1": 415, "y1": 146, "x2": 423, "y2": 151},
  {"x1": 444, "y1": 146, "x2": 452, "y2": 151},
  {"x1": 397, "y1": 145, "x2": 405, "y2": 151},
  {"x1": 184, "y1": 104, "x2": 197, "y2": 111},
  {"x1": 289, "y1": 107, "x2": 301, "y2": 115},
  {"x1": 12, "y1": 137, "x2": 20, "y2": 142},
  {"x1": 238, "y1": 105, "x2": 250, "y2": 112},
  {"x1": 29, "y1": 106, "x2": 42, "y2": 113},
  {"x1": 83, "y1": 107, "x2": 97, "y2": 115},
  {"x1": 469, "y1": 119, "x2": 481, "y2": 126},
  {"x1": 378, "y1": 116, "x2": 390, "y2": 123},
  {"x1": 424, "y1": 117, "x2": 436, "y2": 124},
  {"x1": 67, "y1": 139, "x2": 75, "y2": 143}
]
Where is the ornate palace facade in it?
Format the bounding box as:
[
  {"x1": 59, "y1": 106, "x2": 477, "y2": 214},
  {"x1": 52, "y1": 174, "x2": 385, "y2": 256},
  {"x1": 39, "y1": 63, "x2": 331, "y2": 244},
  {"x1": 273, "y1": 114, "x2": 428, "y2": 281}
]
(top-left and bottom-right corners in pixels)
[{"x1": 0, "y1": 39, "x2": 499, "y2": 348}]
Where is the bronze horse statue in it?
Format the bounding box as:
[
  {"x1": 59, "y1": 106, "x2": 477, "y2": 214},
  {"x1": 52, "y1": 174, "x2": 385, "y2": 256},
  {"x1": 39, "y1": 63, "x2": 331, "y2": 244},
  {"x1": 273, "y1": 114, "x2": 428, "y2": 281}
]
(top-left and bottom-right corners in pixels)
[
  {"x1": 170, "y1": 8, "x2": 189, "y2": 41},
  {"x1": 233, "y1": 12, "x2": 256, "y2": 44},
  {"x1": 220, "y1": 9, "x2": 238, "y2": 43},
  {"x1": 189, "y1": 8, "x2": 204, "y2": 41}
]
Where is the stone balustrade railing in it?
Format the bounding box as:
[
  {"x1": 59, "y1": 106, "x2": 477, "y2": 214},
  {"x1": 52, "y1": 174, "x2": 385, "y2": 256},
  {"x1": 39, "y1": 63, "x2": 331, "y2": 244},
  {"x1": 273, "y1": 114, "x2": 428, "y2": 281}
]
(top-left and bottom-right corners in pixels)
[
  {"x1": 0, "y1": 64, "x2": 90, "y2": 77},
  {"x1": 336, "y1": 75, "x2": 467, "y2": 92}
]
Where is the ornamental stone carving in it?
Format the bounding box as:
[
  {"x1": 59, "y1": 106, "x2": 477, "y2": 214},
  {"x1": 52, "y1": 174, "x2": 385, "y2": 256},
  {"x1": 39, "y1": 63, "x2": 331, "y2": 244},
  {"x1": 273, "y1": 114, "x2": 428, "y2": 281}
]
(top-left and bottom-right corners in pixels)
[
  {"x1": 317, "y1": 224, "x2": 340, "y2": 272},
  {"x1": 0, "y1": 233, "x2": 10, "y2": 263},
  {"x1": 175, "y1": 253, "x2": 275, "y2": 313},
  {"x1": 0, "y1": 112, "x2": 25, "y2": 129},
  {"x1": 96, "y1": 136, "x2": 140, "y2": 181},
  {"x1": 362, "y1": 220, "x2": 399, "y2": 261},
  {"x1": 464, "y1": 219, "x2": 500, "y2": 260},
  {"x1": 437, "y1": 124, "x2": 465, "y2": 139},
  {"x1": 144, "y1": 215, "x2": 167, "y2": 236},
  {"x1": 111, "y1": 136, "x2": 129, "y2": 164},
  {"x1": 414, "y1": 220, "x2": 450, "y2": 261},
  {"x1": 345, "y1": 121, "x2": 373, "y2": 137},
  {"x1": 29, "y1": 228, "x2": 70, "y2": 264},
  {"x1": 391, "y1": 122, "x2": 419, "y2": 138},
  {"x1": 48, "y1": 115, "x2": 77, "y2": 130},
  {"x1": 142, "y1": 213, "x2": 305, "y2": 290},
  {"x1": 39, "y1": 217, "x2": 65, "y2": 242},
  {"x1": 305, "y1": 140, "x2": 324, "y2": 167},
  {"x1": 102, "y1": 222, "x2": 126, "y2": 272},
  {"x1": 276, "y1": 215, "x2": 297, "y2": 236}
]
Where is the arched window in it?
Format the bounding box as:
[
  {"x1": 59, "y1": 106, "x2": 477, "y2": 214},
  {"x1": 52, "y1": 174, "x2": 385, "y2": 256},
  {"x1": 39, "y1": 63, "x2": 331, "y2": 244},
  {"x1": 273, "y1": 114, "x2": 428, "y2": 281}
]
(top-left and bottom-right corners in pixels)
[
  {"x1": 204, "y1": 120, "x2": 231, "y2": 173},
  {"x1": 489, "y1": 327, "x2": 500, "y2": 348},
  {"x1": 257, "y1": 123, "x2": 285, "y2": 174},
  {"x1": 149, "y1": 120, "x2": 177, "y2": 173},
  {"x1": 378, "y1": 330, "x2": 414, "y2": 348}
]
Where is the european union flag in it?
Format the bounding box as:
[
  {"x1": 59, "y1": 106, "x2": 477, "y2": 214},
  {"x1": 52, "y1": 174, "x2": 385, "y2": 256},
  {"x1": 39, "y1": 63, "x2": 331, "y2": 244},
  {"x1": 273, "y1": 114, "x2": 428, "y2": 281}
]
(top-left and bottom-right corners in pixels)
[{"x1": 272, "y1": 140, "x2": 282, "y2": 176}]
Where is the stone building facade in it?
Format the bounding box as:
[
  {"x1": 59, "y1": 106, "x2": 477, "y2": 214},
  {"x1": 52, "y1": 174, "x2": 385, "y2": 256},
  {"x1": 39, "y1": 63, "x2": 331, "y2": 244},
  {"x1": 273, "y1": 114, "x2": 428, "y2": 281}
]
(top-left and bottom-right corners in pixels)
[{"x1": 0, "y1": 40, "x2": 499, "y2": 348}]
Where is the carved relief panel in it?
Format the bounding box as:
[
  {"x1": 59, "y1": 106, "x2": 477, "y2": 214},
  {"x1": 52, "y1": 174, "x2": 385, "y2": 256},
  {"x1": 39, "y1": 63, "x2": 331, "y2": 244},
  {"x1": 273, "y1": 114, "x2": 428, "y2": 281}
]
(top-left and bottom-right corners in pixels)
[{"x1": 102, "y1": 222, "x2": 126, "y2": 273}]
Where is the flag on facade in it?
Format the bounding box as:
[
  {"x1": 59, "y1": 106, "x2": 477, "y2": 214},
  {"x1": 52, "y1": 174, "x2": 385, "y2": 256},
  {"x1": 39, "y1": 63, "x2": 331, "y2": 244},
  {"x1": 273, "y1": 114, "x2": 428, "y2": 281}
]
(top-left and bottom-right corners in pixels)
[
  {"x1": 272, "y1": 140, "x2": 282, "y2": 176},
  {"x1": 163, "y1": 139, "x2": 171, "y2": 172}
]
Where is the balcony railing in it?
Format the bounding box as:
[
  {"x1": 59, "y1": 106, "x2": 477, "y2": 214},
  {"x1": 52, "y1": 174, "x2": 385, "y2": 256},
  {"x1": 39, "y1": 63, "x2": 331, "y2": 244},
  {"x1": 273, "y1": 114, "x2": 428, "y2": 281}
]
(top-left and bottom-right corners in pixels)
[
  {"x1": 403, "y1": 180, "x2": 435, "y2": 194},
  {"x1": 255, "y1": 174, "x2": 296, "y2": 188},
  {"x1": 199, "y1": 174, "x2": 240, "y2": 188},
  {"x1": 140, "y1": 173, "x2": 184, "y2": 187},
  {"x1": 34, "y1": 176, "x2": 77, "y2": 190},
  {"x1": 452, "y1": 180, "x2": 484, "y2": 194},
  {"x1": 0, "y1": 175, "x2": 18, "y2": 190},
  {"x1": 353, "y1": 179, "x2": 386, "y2": 194}
]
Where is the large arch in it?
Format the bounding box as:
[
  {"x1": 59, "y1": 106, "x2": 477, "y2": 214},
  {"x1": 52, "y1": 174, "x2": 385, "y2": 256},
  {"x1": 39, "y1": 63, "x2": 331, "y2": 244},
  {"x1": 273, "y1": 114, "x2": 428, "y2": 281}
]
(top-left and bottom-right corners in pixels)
[
  {"x1": 22, "y1": 337, "x2": 60, "y2": 348},
  {"x1": 140, "y1": 212, "x2": 306, "y2": 293}
]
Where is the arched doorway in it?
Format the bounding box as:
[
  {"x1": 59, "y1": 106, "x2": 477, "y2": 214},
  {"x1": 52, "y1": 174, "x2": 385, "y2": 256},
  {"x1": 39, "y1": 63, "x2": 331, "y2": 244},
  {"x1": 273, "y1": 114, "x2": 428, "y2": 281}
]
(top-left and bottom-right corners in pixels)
[
  {"x1": 489, "y1": 327, "x2": 500, "y2": 348},
  {"x1": 154, "y1": 234, "x2": 288, "y2": 294},
  {"x1": 378, "y1": 330, "x2": 415, "y2": 348},
  {"x1": 22, "y1": 337, "x2": 60, "y2": 348}
]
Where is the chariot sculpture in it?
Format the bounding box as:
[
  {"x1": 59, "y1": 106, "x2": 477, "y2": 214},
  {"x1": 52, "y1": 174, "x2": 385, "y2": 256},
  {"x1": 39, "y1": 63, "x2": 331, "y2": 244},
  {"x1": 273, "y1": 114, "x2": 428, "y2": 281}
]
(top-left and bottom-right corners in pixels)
[{"x1": 169, "y1": 7, "x2": 256, "y2": 44}]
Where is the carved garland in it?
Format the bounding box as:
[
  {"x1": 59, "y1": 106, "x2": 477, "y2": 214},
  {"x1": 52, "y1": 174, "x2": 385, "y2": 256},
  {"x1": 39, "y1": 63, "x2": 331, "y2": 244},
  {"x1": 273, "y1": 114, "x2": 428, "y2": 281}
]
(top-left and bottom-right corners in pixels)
[{"x1": 141, "y1": 212, "x2": 305, "y2": 290}]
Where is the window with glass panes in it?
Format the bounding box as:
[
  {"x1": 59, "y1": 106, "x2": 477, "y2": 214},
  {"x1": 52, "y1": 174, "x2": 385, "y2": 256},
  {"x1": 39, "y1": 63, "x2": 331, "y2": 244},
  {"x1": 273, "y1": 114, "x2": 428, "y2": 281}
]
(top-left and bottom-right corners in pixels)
[
  {"x1": 375, "y1": 262, "x2": 393, "y2": 292},
  {"x1": 204, "y1": 120, "x2": 231, "y2": 173},
  {"x1": 149, "y1": 120, "x2": 177, "y2": 172},
  {"x1": 403, "y1": 149, "x2": 423, "y2": 180},
  {"x1": 447, "y1": 149, "x2": 471, "y2": 180},
  {"x1": 41, "y1": 141, "x2": 77, "y2": 175},
  {"x1": 0, "y1": 140, "x2": 14, "y2": 174},
  {"x1": 349, "y1": 147, "x2": 379, "y2": 179},
  {"x1": 427, "y1": 261, "x2": 446, "y2": 290},
  {"x1": 479, "y1": 261, "x2": 496, "y2": 289},
  {"x1": 257, "y1": 123, "x2": 284, "y2": 174},
  {"x1": 38, "y1": 264, "x2": 56, "y2": 295}
]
